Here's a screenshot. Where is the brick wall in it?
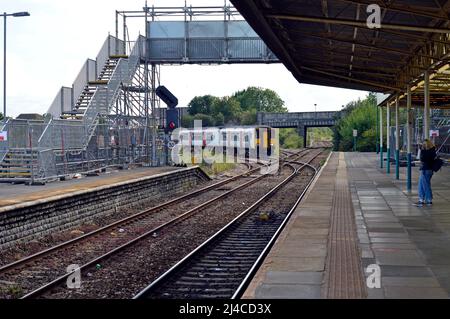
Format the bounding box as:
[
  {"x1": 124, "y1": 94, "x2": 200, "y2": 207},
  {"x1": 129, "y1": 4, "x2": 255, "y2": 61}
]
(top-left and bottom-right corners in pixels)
[{"x1": 0, "y1": 167, "x2": 210, "y2": 249}]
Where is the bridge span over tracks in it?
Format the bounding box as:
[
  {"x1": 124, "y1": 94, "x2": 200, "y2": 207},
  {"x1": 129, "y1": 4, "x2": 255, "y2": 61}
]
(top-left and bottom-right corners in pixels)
[{"x1": 257, "y1": 111, "x2": 338, "y2": 147}]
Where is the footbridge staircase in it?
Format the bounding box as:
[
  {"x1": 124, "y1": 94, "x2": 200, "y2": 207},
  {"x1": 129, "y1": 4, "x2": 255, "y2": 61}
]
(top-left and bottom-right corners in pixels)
[{"x1": 0, "y1": 35, "x2": 146, "y2": 182}]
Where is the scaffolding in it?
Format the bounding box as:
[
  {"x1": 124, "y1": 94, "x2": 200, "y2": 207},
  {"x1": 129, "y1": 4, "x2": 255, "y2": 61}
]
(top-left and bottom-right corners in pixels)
[{"x1": 0, "y1": 3, "x2": 279, "y2": 183}]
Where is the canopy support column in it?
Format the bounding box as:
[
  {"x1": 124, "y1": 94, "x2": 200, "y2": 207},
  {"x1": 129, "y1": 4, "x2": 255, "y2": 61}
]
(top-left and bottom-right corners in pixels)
[
  {"x1": 380, "y1": 105, "x2": 384, "y2": 169},
  {"x1": 424, "y1": 70, "x2": 430, "y2": 140},
  {"x1": 406, "y1": 85, "x2": 412, "y2": 192},
  {"x1": 395, "y1": 95, "x2": 400, "y2": 180},
  {"x1": 386, "y1": 102, "x2": 391, "y2": 174}
]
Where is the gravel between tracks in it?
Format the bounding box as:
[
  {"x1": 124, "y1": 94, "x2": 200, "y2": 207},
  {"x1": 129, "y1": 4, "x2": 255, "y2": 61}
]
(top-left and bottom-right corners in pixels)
[
  {"x1": 31, "y1": 166, "x2": 296, "y2": 298},
  {"x1": 0, "y1": 164, "x2": 253, "y2": 269},
  {"x1": 32, "y1": 150, "x2": 326, "y2": 299}
]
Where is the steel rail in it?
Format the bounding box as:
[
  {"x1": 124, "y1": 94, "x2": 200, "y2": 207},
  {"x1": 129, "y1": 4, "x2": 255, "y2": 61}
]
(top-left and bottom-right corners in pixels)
[
  {"x1": 1, "y1": 149, "x2": 308, "y2": 275},
  {"x1": 232, "y1": 152, "x2": 332, "y2": 298},
  {"x1": 133, "y1": 149, "x2": 324, "y2": 299},
  {"x1": 19, "y1": 151, "x2": 307, "y2": 299},
  {"x1": 0, "y1": 163, "x2": 263, "y2": 275}
]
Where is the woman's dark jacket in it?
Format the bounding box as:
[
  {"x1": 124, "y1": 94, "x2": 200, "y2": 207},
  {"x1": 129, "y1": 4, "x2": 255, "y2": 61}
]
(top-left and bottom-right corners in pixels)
[{"x1": 420, "y1": 147, "x2": 436, "y2": 171}]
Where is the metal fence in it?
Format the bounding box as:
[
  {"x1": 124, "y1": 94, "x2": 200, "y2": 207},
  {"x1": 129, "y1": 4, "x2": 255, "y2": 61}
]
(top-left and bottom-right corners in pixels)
[
  {"x1": 1, "y1": 119, "x2": 163, "y2": 181},
  {"x1": 0, "y1": 35, "x2": 153, "y2": 181}
]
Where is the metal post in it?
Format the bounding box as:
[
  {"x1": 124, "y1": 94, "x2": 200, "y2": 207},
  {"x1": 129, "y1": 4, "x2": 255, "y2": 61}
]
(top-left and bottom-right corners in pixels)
[
  {"x1": 144, "y1": 6, "x2": 151, "y2": 166},
  {"x1": 424, "y1": 70, "x2": 430, "y2": 140},
  {"x1": 380, "y1": 105, "x2": 384, "y2": 168},
  {"x1": 395, "y1": 95, "x2": 400, "y2": 180},
  {"x1": 406, "y1": 85, "x2": 412, "y2": 192},
  {"x1": 3, "y1": 14, "x2": 6, "y2": 118},
  {"x1": 28, "y1": 125, "x2": 34, "y2": 184},
  {"x1": 115, "y1": 11, "x2": 119, "y2": 55},
  {"x1": 386, "y1": 102, "x2": 391, "y2": 174},
  {"x1": 376, "y1": 103, "x2": 379, "y2": 154},
  {"x1": 151, "y1": 63, "x2": 157, "y2": 166},
  {"x1": 123, "y1": 16, "x2": 127, "y2": 55}
]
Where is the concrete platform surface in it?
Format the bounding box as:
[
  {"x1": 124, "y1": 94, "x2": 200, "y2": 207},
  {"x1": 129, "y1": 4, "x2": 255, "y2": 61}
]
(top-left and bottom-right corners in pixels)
[
  {"x1": 244, "y1": 152, "x2": 450, "y2": 299},
  {"x1": 0, "y1": 166, "x2": 179, "y2": 208}
]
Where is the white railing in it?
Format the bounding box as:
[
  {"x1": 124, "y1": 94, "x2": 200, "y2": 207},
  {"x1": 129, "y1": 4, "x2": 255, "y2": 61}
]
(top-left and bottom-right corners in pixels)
[
  {"x1": 46, "y1": 35, "x2": 125, "y2": 118},
  {"x1": 0, "y1": 119, "x2": 10, "y2": 162},
  {"x1": 1, "y1": 36, "x2": 145, "y2": 180},
  {"x1": 81, "y1": 36, "x2": 144, "y2": 148}
]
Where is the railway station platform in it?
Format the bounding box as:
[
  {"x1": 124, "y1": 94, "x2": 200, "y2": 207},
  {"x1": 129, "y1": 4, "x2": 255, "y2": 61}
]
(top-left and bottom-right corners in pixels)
[
  {"x1": 0, "y1": 166, "x2": 179, "y2": 208},
  {"x1": 244, "y1": 152, "x2": 450, "y2": 299}
]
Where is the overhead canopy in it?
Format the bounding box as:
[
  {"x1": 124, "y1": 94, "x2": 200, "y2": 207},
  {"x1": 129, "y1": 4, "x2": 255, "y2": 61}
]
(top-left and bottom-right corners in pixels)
[{"x1": 230, "y1": 0, "x2": 450, "y2": 108}]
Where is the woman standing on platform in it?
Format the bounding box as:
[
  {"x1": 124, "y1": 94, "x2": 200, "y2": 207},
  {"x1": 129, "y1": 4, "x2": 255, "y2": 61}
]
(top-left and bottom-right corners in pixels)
[{"x1": 416, "y1": 139, "x2": 436, "y2": 207}]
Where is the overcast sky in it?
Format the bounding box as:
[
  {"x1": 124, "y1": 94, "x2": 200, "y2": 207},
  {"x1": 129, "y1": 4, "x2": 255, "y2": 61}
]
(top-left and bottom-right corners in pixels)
[{"x1": 0, "y1": 0, "x2": 369, "y2": 118}]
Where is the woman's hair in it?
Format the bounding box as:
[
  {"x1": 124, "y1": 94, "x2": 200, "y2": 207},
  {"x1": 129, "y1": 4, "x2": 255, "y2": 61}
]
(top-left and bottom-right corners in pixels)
[{"x1": 422, "y1": 139, "x2": 435, "y2": 150}]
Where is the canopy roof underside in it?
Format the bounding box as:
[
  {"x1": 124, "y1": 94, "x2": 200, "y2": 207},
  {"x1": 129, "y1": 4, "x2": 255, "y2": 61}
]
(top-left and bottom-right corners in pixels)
[{"x1": 231, "y1": 0, "x2": 450, "y2": 108}]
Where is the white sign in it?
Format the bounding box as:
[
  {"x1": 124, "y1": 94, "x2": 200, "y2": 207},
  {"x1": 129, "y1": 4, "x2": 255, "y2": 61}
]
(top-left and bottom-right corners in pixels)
[
  {"x1": 353, "y1": 129, "x2": 358, "y2": 137},
  {"x1": 0, "y1": 131, "x2": 7, "y2": 142},
  {"x1": 430, "y1": 130, "x2": 439, "y2": 137}
]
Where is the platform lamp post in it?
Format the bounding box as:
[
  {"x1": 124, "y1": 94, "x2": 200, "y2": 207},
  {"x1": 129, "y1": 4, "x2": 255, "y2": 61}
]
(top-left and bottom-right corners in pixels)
[{"x1": 2, "y1": 11, "x2": 30, "y2": 119}]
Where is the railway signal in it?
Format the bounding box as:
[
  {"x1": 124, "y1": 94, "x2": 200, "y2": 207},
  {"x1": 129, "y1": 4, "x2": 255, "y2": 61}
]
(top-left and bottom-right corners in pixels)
[
  {"x1": 156, "y1": 85, "x2": 178, "y2": 109},
  {"x1": 166, "y1": 108, "x2": 179, "y2": 133}
]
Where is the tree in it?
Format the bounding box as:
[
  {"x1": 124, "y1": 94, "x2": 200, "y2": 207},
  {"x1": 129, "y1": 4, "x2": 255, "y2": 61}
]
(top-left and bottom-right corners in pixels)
[
  {"x1": 214, "y1": 113, "x2": 225, "y2": 126},
  {"x1": 186, "y1": 86, "x2": 288, "y2": 126},
  {"x1": 193, "y1": 113, "x2": 216, "y2": 127},
  {"x1": 233, "y1": 87, "x2": 287, "y2": 113},
  {"x1": 187, "y1": 95, "x2": 220, "y2": 116},
  {"x1": 279, "y1": 128, "x2": 303, "y2": 149},
  {"x1": 333, "y1": 93, "x2": 377, "y2": 152},
  {"x1": 240, "y1": 109, "x2": 257, "y2": 125},
  {"x1": 181, "y1": 114, "x2": 194, "y2": 128},
  {"x1": 211, "y1": 97, "x2": 242, "y2": 124}
]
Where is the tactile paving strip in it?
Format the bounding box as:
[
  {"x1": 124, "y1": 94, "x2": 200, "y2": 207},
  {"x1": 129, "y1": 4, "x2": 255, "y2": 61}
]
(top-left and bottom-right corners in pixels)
[{"x1": 323, "y1": 153, "x2": 367, "y2": 299}]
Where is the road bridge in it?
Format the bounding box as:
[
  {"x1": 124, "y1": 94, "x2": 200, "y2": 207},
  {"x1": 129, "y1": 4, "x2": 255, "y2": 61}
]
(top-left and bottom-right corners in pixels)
[{"x1": 257, "y1": 111, "x2": 338, "y2": 147}]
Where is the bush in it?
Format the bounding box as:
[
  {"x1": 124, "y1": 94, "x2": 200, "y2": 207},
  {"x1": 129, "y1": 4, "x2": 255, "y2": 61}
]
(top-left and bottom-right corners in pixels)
[{"x1": 333, "y1": 93, "x2": 377, "y2": 152}]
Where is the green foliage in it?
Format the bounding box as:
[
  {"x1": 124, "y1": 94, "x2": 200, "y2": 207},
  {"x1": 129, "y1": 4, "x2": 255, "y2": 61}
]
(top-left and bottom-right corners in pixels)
[
  {"x1": 181, "y1": 113, "x2": 216, "y2": 127},
  {"x1": 214, "y1": 113, "x2": 225, "y2": 126},
  {"x1": 333, "y1": 93, "x2": 377, "y2": 152},
  {"x1": 279, "y1": 128, "x2": 304, "y2": 149},
  {"x1": 181, "y1": 114, "x2": 194, "y2": 127},
  {"x1": 212, "y1": 97, "x2": 242, "y2": 124},
  {"x1": 240, "y1": 109, "x2": 257, "y2": 125},
  {"x1": 194, "y1": 114, "x2": 216, "y2": 127},
  {"x1": 200, "y1": 162, "x2": 236, "y2": 176},
  {"x1": 233, "y1": 86, "x2": 287, "y2": 113},
  {"x1": 307, "y1": 127, "x2": 333, "y2": 146},
  {"x1": 186, "y1": 87, "x2": 287, "y2": 126},
  {"x1": 0, "y1": 113, "x2": 3, "y2": 121},
  {"x1": 188, "y1": 95, "x2": 220, "y2": 115}
]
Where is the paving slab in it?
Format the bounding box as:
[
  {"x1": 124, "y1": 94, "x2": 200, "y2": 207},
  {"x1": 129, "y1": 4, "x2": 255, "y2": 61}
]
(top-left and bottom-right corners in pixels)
[
  {"x1": 255, "y1": 284, "x2": 322, "y2": 299},
  {"x1": 384, "y1": 286, "x2": 448, "y2": 299},
  {"x1": 346, "y1": 152, "x2": 450, "y2": 299},
  {"x1": 244, "y1": 152, "x2": 450, "y2": 299}
]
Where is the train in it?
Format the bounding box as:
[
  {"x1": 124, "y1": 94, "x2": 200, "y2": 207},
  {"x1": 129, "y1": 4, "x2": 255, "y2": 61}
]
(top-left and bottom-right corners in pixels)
[{"x1": 172, "y1": 125, "x2": 278, "y2": 163}]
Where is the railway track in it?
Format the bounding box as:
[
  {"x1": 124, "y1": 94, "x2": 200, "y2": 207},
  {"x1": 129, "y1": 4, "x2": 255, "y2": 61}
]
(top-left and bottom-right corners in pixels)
[
  {"x1": 133, "y1": 149, "x2": 327, "y2": 299},
  {"x1": 0, "y1": 149, "x2": 310, "y2": 298}
]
